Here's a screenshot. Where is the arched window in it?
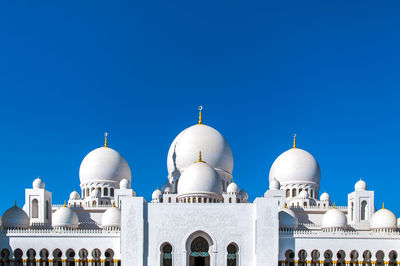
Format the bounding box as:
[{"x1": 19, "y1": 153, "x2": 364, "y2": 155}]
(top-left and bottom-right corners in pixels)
[
  {"x1": 110, "y1": 188, "x2": 114, "y2": 197},
  {"x1": 27, "y1": 248, "x2": 36, "y2": 266},
  {"x1": 292, "y1": 189, "x2": 297, "y2": 197},
  {"x1": 161, "y1": 243, "x2": 172, "y2": 266},
  {"x1": 298, "y1": 249, "x2": 307, "y2": 266},
  {"x1": 189, "y1": 236, "x2": 210, "y2": 266},
  {"x1": 389, "y1": 250, "x2": 397, "y2": 266},
  {"x1": 46, "y1": 200, "x2": 49, "y2": 220},
  {"x1": 350, "y1": 250, "x2": 358, "y2": 266},
  {"x1": 105, "y1": 249, "x2": 115, "y2": 266},
  {"x1": 324, "y1": 250, "x2": 333, "y2": 266},
  {"x1": 66, "y1": 249, "x2": 75, "y2": 266},
  {"x1": 337, "y1": 250, "x2": 346, "y2": 266},
  {"x1": 310, "y1": 189, "x2": 314, "y2": 198},
  {"x1": 286, "y1": 189, "x2": 290, "y2": 197},
  {"x1": 86, "y1": 188, "x2": 90, "y2": 197},
  {"x1": 39, "y1": 248, "x2": 49, "y2": 266},
  {"x1": 236, "y1": 198, "x2": 240, "y2": 203},
  {"x1": 78, "y1": 249, "x2": 88, "y2": 266},
  {"x1": 32, "y1": 199, "x2": 39, "y2": 218},
  {"x1": 13, "y1": 249, "x2": 23, "y2": 266},
  {"x1": 53, "y1": 249, "x2": 62, "y2": 266},
  {"x1": 104, "y1": 188, "x2": 109, "y2": 196},
  {"x1": 92, "y1": 249, "x2": 101, "y2": 266},
  {"x1": 227, "y1": 243, "x2": 238, "y2": 266},
  {"x1": 361, "y1": 201, "x2": 368, "y2": 220},
  {"x1": 1, "y1": 249, "x2": 10, "y2": 265},
  {"x1": 285, "y1": 250, "x2": 295, "y2": 266},
  {"x1": 229, "y1": 198, "x2": 232, "y2": 203},
  {"x1": 363, "y1": 250, "x2": 372, "y2": 266},
  {"x1": 351, "y1": 202, "x2": 354, "y2": 221},
  {"x1": 376, "y1": 251, "x2": 384, "y2": 266},
  {"x1": 311, "y1": 250, "x2": 320, "y2": 266}
]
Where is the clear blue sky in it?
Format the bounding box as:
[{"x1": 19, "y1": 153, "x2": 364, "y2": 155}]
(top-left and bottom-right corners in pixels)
[{"x1": 0, "y1": 1, "x2": 399, "y2": 215}]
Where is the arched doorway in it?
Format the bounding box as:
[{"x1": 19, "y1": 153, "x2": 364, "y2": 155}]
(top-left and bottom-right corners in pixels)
[{"x1": 189, "y1": 236, "x2": 210, "y2": 266}]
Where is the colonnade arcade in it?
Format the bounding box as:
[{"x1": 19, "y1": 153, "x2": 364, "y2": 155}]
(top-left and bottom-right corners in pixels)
[
  {"x1": 279, "y1": 249, "x2": 398, "y2": 266},
  {"x1": 0, "y1": 248, "x2": 119, "y2": 266}
]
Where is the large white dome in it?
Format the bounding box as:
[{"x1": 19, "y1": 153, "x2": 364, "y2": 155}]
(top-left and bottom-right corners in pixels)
[
  {"x1": 177, "y1": 161, "x2": 223, "y2": 197},
  {"x1": 269, "y1": 148, "x2": 321, "y2": 186},
  {"x1": 1, "y1": 205, "x2": 29, "y2": 229},
  {"x1": 79, "y1": 147, "x2": 131, "y2": 184},
  {"x1": 370, "y1": 207, "x2": 397, "y2": 230},
  {"x1": 167, "y1": 124, "x2": 233, "y2": 176},
  {"x1": 102, "y1": 207, "x2": 121, "y2": 229},
  {"x1": 322, "y1": 208, "x2": 347, "y2": 229},
  {"x1": 279, "y1": 208, "x2": 298, "y2": 229},
  {"x1": 52, "y1": 206, "x2": 79, "y2": 228}
]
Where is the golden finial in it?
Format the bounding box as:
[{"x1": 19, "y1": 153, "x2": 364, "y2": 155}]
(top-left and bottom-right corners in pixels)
[
  {"x1": 64, "y1": 201, "x2": 67, "y2": 207},
  {"x1": 104, "y1": 132, "x2": 108, "y2": 147},
  {"x1": 293, "y1": 133, "x2": 297, "y2": 149},
  {"x1": 382, "y1": 202, "x2": 385, "y2": 209},
  {"x1": 113, "y1": 202, "x2": 116, "y2": 207},
  {"x1": 284, "y1": 202, "x2": 287, "y2": 208},
  {"x1": 332, "y1": 202, "x2": 336, "y2": 209},
  {"x1": 196, "y1": 151, "x2": 204, "y2": 163},
  {"x1": 198, "y1": 106, "x2": 203, "y2": 124},
  {"x1": 15, "y1": 201, "x2": 17, "y2": 207}
]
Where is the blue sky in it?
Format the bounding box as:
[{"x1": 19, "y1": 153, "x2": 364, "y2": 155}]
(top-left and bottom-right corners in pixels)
[{"x1": 0, "y1": 1, "x2": 399, "y2": 215}]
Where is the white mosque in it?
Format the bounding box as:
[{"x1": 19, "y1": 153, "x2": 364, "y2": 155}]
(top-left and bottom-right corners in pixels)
[{"x1": 0, "y1": 107, "x2": 399, "y2": 266}]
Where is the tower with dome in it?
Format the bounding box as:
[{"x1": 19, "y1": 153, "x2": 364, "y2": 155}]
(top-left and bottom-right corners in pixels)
[{"x1": 0, "y1": 107, "x2": 399, "y2": 266}]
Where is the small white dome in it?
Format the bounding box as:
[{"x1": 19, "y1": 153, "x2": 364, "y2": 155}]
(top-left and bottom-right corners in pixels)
[
  {"x1": 269, "y1": 148, "x2": 321, "y2": 186},
  {"x1": 101, "y1": 206, "x2": 121, "y2": 228},
  {"x1": 298, "y1": 190, "x2": 309, "y2": 199},
  {"x1": 120, "y1": 178, "x2": 129, "y2": 189},
  {"x1": 322, "y1": 208, "x2": 347, "y2": 229},
  {"x1": 269, "y1": 178, "x2": 280, "y2": 190},
  {"x1": 239, "y1": 189, "x2": 248, "y2": 201},
  {"x1": 167, "y1": 124, "x2": 233, "y2": 176},
  {"x1": 177, "y1": 161, "x2": 222, "y2": 197},
  {"x1": 52, "y1": 206, "x2": 79, "y2": 228},
  {"x1": 69, "y1": 191, "x2": 80, "y2": 200},
  {"x1": 79, "y1": 147, "x2": 132, "y2": 185},
  {"x1": 227, "y1": 182, "x2": 239, "y2": 194},
  {"x1": 355, "y1": 179, "x2": 367, "y2": 191},
  {"x1": 320, "y1": 192, "x2": 330, "y2": 201},
  {"x1": 90, "y1": 189, "x2": 101, "y2": 198},
  {"x1": 371, "y1": 207, "x2": 397, "y2": 230},
  {"x1": 32, "y1": 177, "x2": 45, "y2": 189},
  {"x1": 279, "y1": 208, "x2": 298, "y2": 229},
  {"x1": 152, "y1": 188, "x2": 162, "y2": 200},
  {"x1": 1, "y1": 205, "x2": 29, "y2": 229}
]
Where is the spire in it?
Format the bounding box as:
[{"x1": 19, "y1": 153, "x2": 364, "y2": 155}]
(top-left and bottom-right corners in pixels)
[
  {"x1": 104, "y1": 132, "x2": 108, "y2": 147},
  {"x1": 198, "y1": 106, "x2": 203, "y2": 124},
  {"x1": 382, "y1": 202, "x2": 385, "y2": 209},
  {"x1": 293, "y1": 133, "x2": 297, "y2": 149},
  {"x1": 332, "y1": 202, "x2": 336, "y2": 209},
  {"x1": 196, "y1": 151, "x2": 205, "y2": 163}
]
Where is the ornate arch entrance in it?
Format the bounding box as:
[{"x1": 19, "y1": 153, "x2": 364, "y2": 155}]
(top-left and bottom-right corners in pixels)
[{"x1": 189, "y1": 236, "x2": 210, "y2": 266}]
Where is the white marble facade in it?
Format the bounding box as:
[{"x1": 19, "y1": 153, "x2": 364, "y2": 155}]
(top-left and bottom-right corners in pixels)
[{"x1": 0, "y1": 109, "x2": 399, "y2": 266}]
